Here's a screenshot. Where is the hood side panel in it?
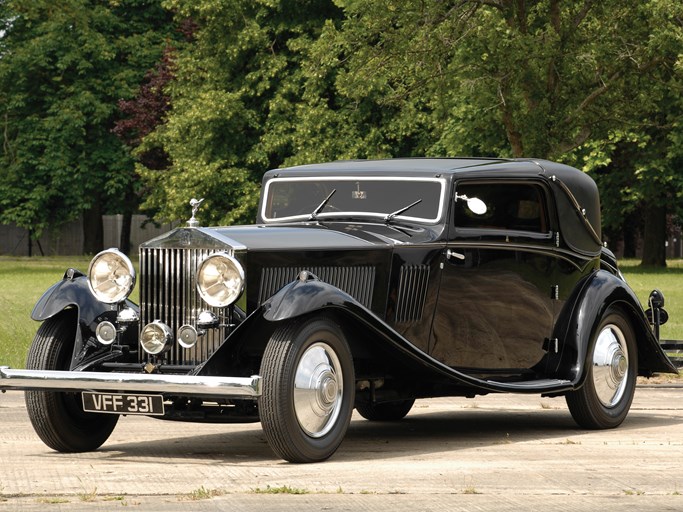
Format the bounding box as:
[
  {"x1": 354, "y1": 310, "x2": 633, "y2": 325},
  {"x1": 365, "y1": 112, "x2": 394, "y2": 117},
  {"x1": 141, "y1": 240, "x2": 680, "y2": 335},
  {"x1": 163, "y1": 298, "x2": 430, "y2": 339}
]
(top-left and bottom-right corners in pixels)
[{"x1": 246, "y1": 249, "x2": 392, "y2": 316}]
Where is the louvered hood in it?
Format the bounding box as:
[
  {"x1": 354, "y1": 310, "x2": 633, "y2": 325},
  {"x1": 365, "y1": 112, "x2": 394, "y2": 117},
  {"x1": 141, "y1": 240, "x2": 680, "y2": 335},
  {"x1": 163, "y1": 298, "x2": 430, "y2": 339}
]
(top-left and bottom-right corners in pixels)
[{"x1": 224, "y1": 225, "x2": 393, "y2": 315}]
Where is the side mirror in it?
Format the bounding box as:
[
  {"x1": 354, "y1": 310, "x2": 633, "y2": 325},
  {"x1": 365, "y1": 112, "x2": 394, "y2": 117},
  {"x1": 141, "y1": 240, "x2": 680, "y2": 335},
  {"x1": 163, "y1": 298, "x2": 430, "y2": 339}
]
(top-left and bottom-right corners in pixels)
[{"x1": 455, "y1": 193, "x2": 487, "y2": 215}]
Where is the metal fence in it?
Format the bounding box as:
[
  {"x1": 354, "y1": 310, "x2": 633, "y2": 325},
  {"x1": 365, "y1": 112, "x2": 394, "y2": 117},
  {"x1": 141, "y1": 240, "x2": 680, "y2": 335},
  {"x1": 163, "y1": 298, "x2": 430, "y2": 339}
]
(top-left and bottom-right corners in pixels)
[
  {"x1": 2, "y1": 217, "x2": 682, "y2": 259},
  {"x1": 0, "y1": 215, "x2": 178, "y2": 256},
  {"x1": 661, "y1": 341, "x2": 683, "y2": 368}
]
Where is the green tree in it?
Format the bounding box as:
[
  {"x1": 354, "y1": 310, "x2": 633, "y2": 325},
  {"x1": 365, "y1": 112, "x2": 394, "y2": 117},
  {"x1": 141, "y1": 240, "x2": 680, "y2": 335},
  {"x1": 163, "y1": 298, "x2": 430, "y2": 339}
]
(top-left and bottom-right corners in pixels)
[
  {"x1": 290, "y1": 0, "x2": 683, "y2": 265},
  {"x1": 575, "y1": 0, "x2": 683, "y2": 266},
  {"x1": 136, "y1": 0, "x2": 681, "y2": 267},
  {"x1": 0, "y1": 0, "x2": 174, "y2": 254},
  {"x1": 291, "y1": 1, "x2": 673, "y2": 157},
  {"x1": 137, "y1": 0, "x2": 342, "y2": 226}
]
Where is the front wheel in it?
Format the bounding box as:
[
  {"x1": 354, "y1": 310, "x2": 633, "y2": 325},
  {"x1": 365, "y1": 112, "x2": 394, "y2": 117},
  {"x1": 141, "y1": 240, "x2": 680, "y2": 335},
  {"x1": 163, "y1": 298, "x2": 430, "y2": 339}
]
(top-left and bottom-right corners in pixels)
[
  {"x1": 259, "y1": 317, "x2": 355, "y2": 463},
  {"x1": 25, "y1": 313, "x2": 118, "y2": 452},
  {"x1": 565, "y1": 307, "x2": 637, "y2": 429}
]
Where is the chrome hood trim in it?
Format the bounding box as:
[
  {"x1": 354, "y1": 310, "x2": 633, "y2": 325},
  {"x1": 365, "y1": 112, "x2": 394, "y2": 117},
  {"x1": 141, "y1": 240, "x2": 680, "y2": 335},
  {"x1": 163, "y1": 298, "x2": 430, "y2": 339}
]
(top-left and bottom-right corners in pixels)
[{"x1": 141, "y1": 227, "x2": 246, "y2": 251}]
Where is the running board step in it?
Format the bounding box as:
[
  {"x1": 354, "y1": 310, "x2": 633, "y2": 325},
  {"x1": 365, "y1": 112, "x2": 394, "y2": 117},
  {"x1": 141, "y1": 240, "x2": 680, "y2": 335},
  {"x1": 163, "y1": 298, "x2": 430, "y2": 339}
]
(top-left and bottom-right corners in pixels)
[{"x1": 484, "y1": 378, "x2": 572, "y2": 392}]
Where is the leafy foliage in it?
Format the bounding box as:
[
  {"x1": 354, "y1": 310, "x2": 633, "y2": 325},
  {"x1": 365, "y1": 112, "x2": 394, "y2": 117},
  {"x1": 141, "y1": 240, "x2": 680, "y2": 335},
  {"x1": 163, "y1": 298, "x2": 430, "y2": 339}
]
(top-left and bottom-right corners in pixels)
[
  {"x1": 1, "y1": 0, "x2": 681, "y2": 265},
  {"x1": 135, "y1": 0, "x2": 342, "y2": 226},
  {"x1": 0, "y1": 0, "x2": 174, "y2": 249}
]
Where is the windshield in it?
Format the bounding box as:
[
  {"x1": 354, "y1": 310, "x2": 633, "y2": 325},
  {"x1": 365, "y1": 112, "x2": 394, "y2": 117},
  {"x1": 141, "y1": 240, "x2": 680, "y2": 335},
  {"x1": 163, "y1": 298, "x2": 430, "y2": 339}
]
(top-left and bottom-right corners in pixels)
[{"x1": 261, "y1": 176, "x2": 447, "y2": 224}]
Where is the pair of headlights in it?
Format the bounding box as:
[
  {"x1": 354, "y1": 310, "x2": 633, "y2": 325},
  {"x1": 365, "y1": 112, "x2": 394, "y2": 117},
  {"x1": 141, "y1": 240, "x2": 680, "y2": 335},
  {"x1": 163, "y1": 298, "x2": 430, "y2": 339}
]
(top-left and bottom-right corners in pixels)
[{"x1": 87, "y1": 249, "x2": 244, "y2": 308}]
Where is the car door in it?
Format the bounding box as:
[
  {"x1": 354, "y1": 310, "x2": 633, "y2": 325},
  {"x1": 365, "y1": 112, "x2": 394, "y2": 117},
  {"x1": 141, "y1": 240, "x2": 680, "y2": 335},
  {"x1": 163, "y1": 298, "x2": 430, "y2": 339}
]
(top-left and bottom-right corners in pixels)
[{"x1": 430, "y1": 179, "x2": 557, "y2": 378}]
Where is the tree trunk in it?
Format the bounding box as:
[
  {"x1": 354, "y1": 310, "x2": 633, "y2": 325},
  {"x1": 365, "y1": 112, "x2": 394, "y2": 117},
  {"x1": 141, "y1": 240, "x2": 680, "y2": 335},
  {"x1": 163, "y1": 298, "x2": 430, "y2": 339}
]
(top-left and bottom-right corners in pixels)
[
  {"x1": 640, "y1": 203, "x2": 667, "y2": 267},
  {"x1": 119, "y1": 211, "x2": 132, "y2": 256},
  {"x1": 622, "y1": 212, "x2": 638, "y2": 258},
  {"x1": 82, "y1": 202, "x2": 104, "y2": 255}
]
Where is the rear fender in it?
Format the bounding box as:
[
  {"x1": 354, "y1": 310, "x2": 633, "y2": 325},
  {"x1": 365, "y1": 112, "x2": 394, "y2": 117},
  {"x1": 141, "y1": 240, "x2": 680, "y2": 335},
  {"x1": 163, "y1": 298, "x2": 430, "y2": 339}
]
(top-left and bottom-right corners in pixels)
[{"x1": 553, "y1": 270, "x2": 677, "y2": 385}]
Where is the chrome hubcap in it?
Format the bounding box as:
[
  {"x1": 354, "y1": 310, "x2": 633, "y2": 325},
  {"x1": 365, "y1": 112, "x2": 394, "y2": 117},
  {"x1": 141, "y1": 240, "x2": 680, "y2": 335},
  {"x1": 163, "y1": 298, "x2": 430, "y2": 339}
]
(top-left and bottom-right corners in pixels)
[
  {"x1": 294, "y1": 342, "x2": 343, "y2": 438},
  {"x1": 592, "y1": 323, "x2": 629, "y2": 407}
]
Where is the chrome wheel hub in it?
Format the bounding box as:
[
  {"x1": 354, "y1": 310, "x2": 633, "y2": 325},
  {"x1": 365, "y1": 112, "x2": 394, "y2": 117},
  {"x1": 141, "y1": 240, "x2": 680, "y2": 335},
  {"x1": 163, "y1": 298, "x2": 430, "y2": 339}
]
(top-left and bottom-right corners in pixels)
[
  {"x1": 592, "y1": 323, "x2": 629, "y2": 407},
  {"x1": 294, "y1": 342, "x2": 343, "y2": 438}
]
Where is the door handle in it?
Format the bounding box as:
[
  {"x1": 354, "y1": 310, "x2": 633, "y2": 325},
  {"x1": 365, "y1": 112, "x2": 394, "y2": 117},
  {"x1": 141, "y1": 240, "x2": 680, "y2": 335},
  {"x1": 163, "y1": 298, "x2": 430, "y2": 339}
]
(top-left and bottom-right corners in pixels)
[{"x1": 446, "y1": 249, "x2": 465, "y2": 260}]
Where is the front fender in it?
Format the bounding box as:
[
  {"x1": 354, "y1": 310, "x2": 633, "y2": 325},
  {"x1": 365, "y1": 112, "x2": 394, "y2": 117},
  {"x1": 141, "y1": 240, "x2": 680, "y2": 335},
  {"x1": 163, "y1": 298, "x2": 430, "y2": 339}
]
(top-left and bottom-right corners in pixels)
[
  {"x1": 32, "y1": 269, "x2": 116, "y2": 322},
  {"x1": 262, "y1": 271, "x2": 359, "y2": 322},
  {"x1": 554, "y1": 270, "x2": 677, "y2": 384},
  {"x1": 31, "y1": 268, "x2": 137, "y2": 369},
  {"x1": 197, "y1": 275, "x2": 375, "y2": 376}
]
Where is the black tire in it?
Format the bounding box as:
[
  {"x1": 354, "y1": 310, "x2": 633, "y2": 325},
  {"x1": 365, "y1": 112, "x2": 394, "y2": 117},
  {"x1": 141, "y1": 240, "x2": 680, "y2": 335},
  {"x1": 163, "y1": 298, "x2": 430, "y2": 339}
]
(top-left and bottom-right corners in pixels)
[
  {"x1": 356, "y1": 399, "x2": 415, "y2": 421},
  {"x1": 565, "y1": 307, "x2": 637, "y2": 429},
  {"x1": 25, "y1": 313, "x2": 118, "y2": 452},
  {"x1": 259, "y1": 317, "x2": 355, "y2": 463}
]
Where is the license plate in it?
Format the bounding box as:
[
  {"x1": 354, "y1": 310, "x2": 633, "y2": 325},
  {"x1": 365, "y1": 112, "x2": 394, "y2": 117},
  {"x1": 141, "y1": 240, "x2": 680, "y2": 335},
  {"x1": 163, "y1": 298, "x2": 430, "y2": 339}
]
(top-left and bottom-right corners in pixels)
[{"x1": 82, "y1": 392, "x2": 165, "y2": 416}]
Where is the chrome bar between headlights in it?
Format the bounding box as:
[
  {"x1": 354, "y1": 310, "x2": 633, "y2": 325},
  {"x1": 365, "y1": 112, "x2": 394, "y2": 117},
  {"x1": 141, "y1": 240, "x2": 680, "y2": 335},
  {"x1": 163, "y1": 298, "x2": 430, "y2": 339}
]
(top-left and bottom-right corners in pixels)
[{"x1": 0, "y1": 367, "x2": 261, "y2": 398}]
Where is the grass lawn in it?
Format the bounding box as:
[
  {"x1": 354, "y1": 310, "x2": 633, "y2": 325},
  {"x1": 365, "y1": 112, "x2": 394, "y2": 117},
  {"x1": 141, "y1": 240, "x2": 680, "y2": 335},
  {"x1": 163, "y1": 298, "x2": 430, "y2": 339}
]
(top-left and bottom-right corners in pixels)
[
  {"x1": 0, "y1": 256, "x2": 93, "y2": 369},
  {"x1": 0, "y1": 256, "x2": 681, "y2": 372},
  {"x1": 618, "y1": 259, "x2": 683, "y2": 344}
]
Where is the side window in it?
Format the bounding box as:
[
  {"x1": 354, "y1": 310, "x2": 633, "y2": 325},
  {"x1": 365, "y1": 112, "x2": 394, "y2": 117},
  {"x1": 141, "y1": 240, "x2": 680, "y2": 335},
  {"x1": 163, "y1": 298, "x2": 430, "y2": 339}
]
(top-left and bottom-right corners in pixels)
[{"x1": 454, "y1": 182, "x2": 548, "y2": 233}]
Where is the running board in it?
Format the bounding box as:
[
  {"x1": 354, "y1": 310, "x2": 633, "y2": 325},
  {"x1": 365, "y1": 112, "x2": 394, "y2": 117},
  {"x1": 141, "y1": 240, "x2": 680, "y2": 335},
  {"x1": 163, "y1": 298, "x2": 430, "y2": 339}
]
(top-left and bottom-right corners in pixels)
[{"x1": 484, "y1": 378, "x2": 572, "y2": 393}]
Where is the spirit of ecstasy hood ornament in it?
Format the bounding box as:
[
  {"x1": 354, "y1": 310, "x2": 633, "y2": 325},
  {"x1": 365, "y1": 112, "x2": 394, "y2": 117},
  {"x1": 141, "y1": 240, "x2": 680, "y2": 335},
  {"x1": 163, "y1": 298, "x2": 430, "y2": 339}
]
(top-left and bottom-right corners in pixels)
[{"x1": 187, "y1": 198, "x2": 204, "y2": 227}]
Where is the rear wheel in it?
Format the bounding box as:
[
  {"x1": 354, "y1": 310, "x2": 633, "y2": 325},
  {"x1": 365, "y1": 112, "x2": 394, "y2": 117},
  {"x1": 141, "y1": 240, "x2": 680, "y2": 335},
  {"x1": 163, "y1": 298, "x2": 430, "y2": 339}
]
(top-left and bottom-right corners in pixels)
[
  {"x1": 356, "y1": 399, "x2": 415, "y2": 421},
  {"x1": 25, "y1": 313, "x2": 118, "y2": 452},
  {"x1": 565, "y1": 307, "x2": 637, "y2": 429},
  {"x1": 259, "y1": 317, "x2": 355, "y2": 463}
]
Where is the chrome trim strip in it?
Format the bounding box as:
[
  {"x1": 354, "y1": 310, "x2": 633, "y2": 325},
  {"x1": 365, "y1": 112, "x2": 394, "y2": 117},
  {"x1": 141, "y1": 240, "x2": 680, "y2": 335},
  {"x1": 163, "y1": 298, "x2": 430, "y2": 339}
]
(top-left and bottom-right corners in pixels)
[
  {"x1": 0, "y1": 367, "x2": 261, "y2": 398},
  {"x1": 444, "y1": 242, "x2": 590, "y2": 271},
  {"x1": 261, "y1": 176, "x2": 447, "y2": 224}
]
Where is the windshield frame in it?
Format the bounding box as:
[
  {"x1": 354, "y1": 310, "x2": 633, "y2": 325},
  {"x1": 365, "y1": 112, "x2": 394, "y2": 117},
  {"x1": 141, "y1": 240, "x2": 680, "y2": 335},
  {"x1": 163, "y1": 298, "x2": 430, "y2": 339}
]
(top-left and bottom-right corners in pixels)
[{"x1": 261, "y1": 176, "x2": 448, "y2": 225}]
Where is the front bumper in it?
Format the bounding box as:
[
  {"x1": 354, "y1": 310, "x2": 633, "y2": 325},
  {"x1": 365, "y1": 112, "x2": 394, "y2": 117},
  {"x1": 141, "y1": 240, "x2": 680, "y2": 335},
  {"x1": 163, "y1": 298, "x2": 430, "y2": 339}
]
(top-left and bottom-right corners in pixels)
[{"x1": 0, "y1": 366, "x2": 261, "y2": 399}]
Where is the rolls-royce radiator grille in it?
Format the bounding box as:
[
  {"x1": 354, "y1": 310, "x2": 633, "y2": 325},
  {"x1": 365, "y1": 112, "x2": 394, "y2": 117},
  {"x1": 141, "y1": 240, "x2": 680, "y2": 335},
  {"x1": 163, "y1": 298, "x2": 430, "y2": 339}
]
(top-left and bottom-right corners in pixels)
[
  {"x1": 139, "y1": 247, "x2": 228, "y2": 366},
  {"x1": 258, "y1": 266, "x2": 376, "y2": 309},
  {"x1": 395, "y1": 264, "x2": 430, "y2": 323}
]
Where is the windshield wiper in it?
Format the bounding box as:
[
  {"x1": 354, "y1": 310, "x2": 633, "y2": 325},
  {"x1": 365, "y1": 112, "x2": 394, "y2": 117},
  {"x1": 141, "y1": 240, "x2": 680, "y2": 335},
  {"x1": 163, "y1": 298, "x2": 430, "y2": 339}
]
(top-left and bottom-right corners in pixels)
[
  {"x1": 384, "y1": 199, "x2": 422, "y2": 223},
  {"x1": 309, "y1": 189, "x2": 336, "y2": 220}
]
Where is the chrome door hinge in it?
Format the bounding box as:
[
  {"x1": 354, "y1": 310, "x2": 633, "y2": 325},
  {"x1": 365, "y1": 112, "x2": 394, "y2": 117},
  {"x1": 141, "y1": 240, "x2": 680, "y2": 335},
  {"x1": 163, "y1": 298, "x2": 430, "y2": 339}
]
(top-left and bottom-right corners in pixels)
[{"x1": 543, "y1": 338, "x2": 560, "y2": 353}]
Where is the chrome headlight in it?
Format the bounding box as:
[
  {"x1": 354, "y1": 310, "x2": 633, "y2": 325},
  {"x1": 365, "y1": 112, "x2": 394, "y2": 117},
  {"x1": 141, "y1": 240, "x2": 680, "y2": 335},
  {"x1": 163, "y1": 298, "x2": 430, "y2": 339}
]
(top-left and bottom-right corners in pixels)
[
  {"x1": 196, "y1": 253, "x2": 244, "y2": 308},
  {"x1": 88, "y1": 249, "x2": 136, "y2": 304}
]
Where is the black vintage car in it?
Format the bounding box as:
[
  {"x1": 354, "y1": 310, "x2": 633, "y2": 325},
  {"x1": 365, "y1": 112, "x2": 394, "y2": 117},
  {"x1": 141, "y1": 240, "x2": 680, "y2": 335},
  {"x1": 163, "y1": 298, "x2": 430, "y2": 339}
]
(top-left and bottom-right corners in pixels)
[{"x1": 0, "y1": 158, "x2": 677, "y2": 462}]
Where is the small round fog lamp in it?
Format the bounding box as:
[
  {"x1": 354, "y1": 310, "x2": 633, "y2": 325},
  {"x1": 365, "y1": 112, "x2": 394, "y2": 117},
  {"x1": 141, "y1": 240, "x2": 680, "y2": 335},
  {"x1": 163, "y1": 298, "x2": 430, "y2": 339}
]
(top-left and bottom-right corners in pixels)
[
  {"x1": 95, "y1": 321, "x2": 117, "y2": 345},
  {"x1": 140, "y1": 321, "x2": 173, "y2": 355},
  {"x1": 177, "y1": 325, "x2": 199, "y2": 349}
]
